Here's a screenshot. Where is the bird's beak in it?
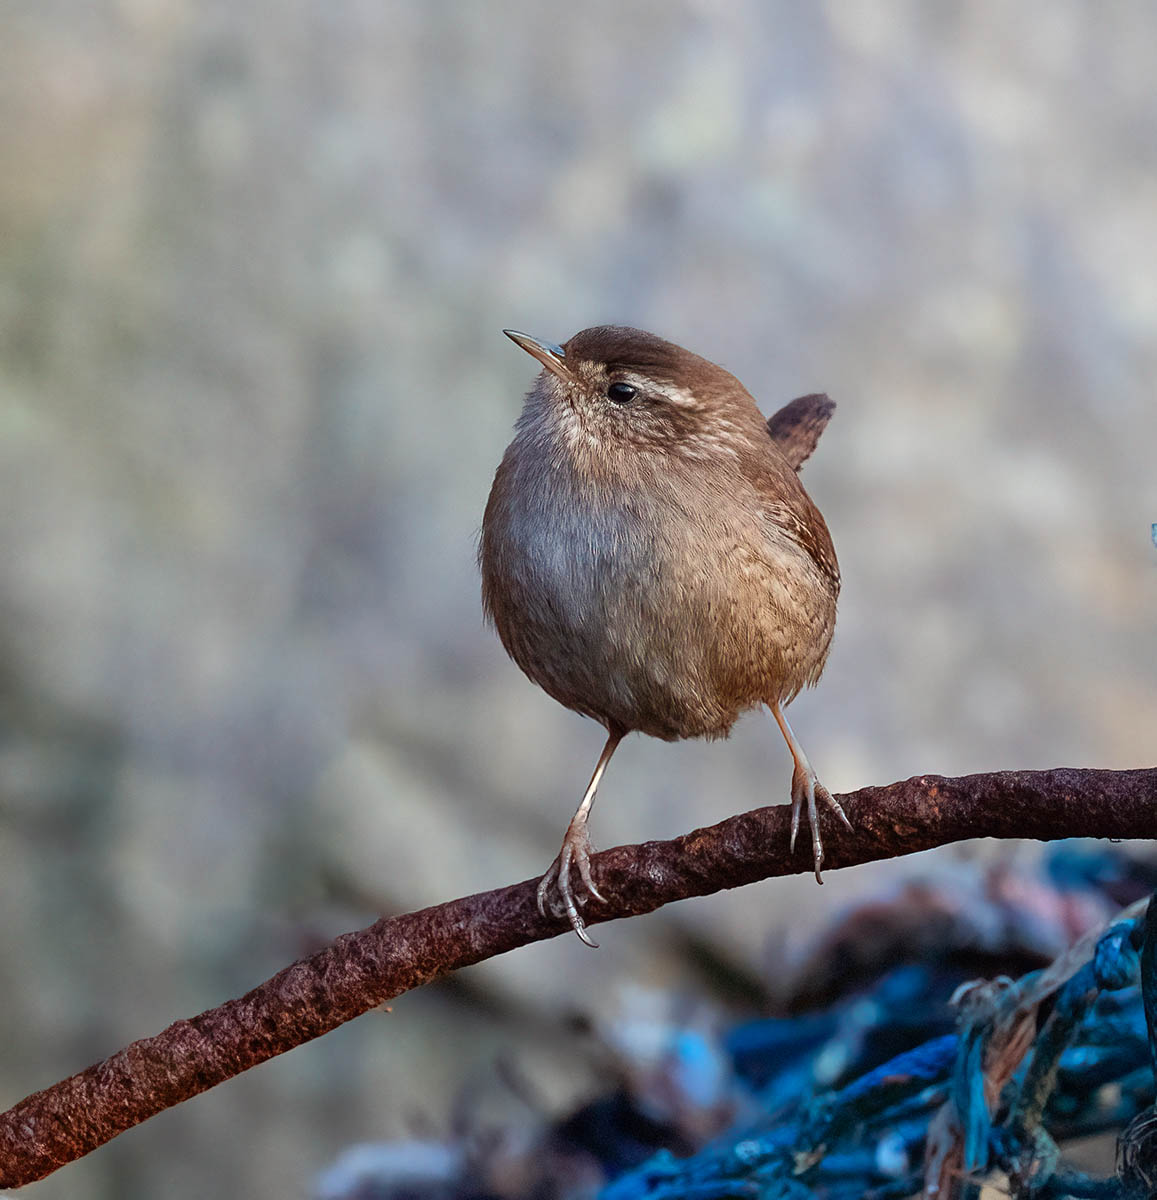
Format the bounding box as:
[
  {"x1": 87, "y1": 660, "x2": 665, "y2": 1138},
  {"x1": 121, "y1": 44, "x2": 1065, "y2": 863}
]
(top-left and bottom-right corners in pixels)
[{"x1": 503, "y1": 329, "x2": 573, "y2": 383}]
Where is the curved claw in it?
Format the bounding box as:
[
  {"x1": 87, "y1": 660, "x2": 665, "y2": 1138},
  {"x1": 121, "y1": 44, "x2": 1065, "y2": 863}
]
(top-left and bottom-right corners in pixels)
[
  {"x1": 818, "y1": 782, "x2": 854, "y2": 832},
  {"x1": 535, "y1": 863, "x2": 554, "y2": 919},
  {"x1": 537, "y1": 821, "x2": 604, "y2": 948},
  {"x1": 789, "y1": 768, "x2": 852, "y2": 884},
  {"x1": 772, "y1": 703, "x2": 852, "y2": 886},
  {"x1": 575, "y1": 841, "x2": 607, "y2": 905},
  {"x1": 789, "y1": 763, "x2": 806, "y2": 854},
  {"x1": 808, "y1": 774, "x2": 823, "y2": 884}
]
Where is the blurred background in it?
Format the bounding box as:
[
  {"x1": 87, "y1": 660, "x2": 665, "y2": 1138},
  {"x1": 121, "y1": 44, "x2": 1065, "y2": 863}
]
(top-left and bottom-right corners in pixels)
[{"x1": 1, "y1": 1, "x2": 1155, "y2": 1196}]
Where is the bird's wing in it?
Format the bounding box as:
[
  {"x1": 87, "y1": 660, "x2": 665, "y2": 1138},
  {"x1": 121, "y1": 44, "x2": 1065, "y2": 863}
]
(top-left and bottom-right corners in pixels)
[{"x1": 766, "y1": 393, "x2": 835, "y2": 471}]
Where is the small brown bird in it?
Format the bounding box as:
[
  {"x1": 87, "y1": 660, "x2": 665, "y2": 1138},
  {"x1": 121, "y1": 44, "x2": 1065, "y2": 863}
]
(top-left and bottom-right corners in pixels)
[{"x1": 481, "y1": 326, "x2": 850, "y2": 945}]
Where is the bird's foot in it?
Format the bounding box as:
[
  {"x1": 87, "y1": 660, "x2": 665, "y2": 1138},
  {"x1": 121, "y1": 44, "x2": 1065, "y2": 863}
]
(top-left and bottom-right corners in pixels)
[
  {"x1": 789, "y1": 763, "x2": 853, "y2": 884},
  {"x1": 536, "y1": 819, "x2": 607, "y2": 948}
]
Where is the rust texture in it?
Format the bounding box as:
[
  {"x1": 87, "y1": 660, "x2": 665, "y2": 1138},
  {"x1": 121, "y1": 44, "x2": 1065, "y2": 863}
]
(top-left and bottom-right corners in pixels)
[{"x1": 0, "y1": 766, "x2": 1154, "y2": 1186}]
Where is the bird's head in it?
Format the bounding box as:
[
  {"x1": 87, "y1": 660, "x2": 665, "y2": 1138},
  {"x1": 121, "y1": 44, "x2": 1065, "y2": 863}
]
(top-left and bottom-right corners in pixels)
[{"x1": 503, "y1": 325, "x2": 769, "y2": 468}]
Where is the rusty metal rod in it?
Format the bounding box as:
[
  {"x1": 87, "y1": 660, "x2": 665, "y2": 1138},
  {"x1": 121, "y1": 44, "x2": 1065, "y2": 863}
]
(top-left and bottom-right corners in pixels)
[{"x1": 1, "y1": 766, "x2": 1154, "y2": 1186}]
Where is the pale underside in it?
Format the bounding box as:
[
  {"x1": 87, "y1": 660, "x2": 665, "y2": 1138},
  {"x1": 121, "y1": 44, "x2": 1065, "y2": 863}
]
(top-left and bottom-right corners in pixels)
[{"x1": 482, "y1": 434, "x2": 837, "y2": 741}]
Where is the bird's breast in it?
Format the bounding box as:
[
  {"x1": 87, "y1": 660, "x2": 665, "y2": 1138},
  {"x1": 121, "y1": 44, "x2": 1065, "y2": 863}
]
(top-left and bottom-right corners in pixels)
[{"x1": 481, "y1": 446, "x2": 834, "y2": 739}]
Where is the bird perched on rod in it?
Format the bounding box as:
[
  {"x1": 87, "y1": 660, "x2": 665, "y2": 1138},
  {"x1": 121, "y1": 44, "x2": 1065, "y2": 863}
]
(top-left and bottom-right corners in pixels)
[{"x1": 480, "y1": 326, "x2": 849, "y2": 945}]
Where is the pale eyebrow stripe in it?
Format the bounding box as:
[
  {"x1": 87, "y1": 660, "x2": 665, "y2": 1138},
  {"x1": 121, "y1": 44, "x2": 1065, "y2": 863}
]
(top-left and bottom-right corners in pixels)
[{"x1": 611, "y1": 371, "x2": 698, "y2": 409}]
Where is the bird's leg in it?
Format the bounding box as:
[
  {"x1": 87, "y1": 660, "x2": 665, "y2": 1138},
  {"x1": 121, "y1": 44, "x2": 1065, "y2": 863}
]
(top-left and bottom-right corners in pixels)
[
  {"x1": 770, "y1": 702, "x2": 852, "y2": 883},
  {"x1": 537, "y1": 729, "x2": 623, "y2": 948}
]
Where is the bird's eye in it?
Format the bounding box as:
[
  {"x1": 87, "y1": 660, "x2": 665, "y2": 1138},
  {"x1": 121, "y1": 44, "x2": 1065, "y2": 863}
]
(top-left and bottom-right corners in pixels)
[{"x1": 607, "y1": 382, "x2": 637, "y2": 405}]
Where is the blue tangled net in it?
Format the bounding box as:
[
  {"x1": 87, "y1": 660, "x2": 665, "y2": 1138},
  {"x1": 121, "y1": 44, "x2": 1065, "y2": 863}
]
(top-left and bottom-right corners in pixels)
[
  {"x1": 318, "y1": 849, "x2": 1157, "y2": 1200},
  {"x1": 603, "y1": 879, "x2": 1157, "y2": 1199}
]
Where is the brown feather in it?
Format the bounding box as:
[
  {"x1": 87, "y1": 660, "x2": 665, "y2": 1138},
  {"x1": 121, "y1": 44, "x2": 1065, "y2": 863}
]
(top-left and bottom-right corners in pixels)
[
  {"x1": 481, "y1": 326, "x2": 840, "y2": 741},
  {"x1": 766, "y1": 393, "x2": 836, "y2": 471}
]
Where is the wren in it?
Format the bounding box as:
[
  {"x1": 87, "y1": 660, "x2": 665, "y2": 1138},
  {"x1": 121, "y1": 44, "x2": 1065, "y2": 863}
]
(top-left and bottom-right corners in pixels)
[{"x1": 480, "y1": 326, "x2": 850, "y2": 945}]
